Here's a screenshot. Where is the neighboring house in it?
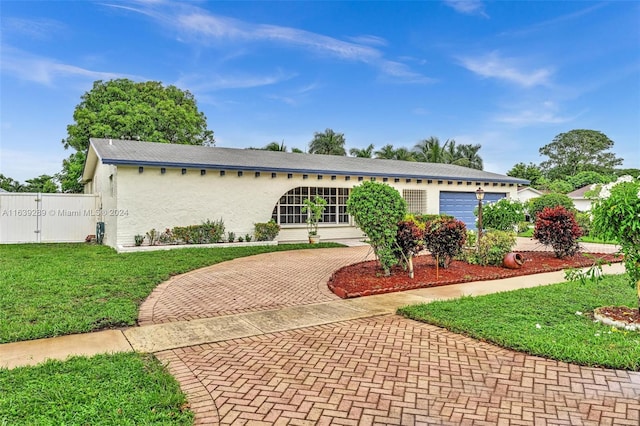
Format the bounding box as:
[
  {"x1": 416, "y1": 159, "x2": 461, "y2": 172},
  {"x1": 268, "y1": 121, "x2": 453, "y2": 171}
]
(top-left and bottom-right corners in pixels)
[
  {"x1": 516, "y1": 186, "x2": 545, "y2": 204},
  {"x1": 0, "y1": 188, "x2": 7, "y2": 193},
  {"x1": 82, "y1": 138, "x2": 528, "y2": 249},
  {"x1": 567, "y1": 185, "x2": 595, "y2": 212}
]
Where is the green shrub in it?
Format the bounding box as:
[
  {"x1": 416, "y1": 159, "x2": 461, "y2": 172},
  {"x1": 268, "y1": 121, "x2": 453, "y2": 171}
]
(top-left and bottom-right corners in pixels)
[
  {"x1": 227, "y1": 232, "x2": 236, "y2": 243},
  {"x1": 134, "y1": 234, "x2": 144, "y2": 246},
  {"x1": 413, "y1": 213, "x2": 453, "y2": 224},
  {"x1": 254, "y1": 220, "x2": 280, "y2": 241},
  {"x1": 548, "y1": 179, "x2": 573, "y2": 193},
  {"x1": 534, "y1": 206, "x2": 582, "y2": 258},
  {"x1": 575, "y1": 212, "x2": 592, "y2": 236},
  {"x1": 465, "y1": 230, "x2": 477, "y2": 248},
  {"x1": 172, "y1": 219, "x2": 225, "y2": 244},
  {"x1": 478, "y1": 198, "x2": 525, "y2": 231},
  {"x1": 527, "y1": 193, "x2": 575, "y2": 221},
  {"x1": 302, "y1": 196, "x2": 327, "y2": 236},
  {"x1": 467, "y1": 230, "x2": 517, "y2": 266},
  {"x1": 516, "y1": 221, "x2": 531, "y2": 234},
  {"x1": 591, "y1": 176, "x2": 640, "y2": 306},
  {"x1": 347, "y1": 182, "x2": 407, "y2": 275},
  {"x1": 145, "y1": 228, "x2": 158, "y2": 246},
  {"x1": 159, "y1": 228, "x2": 175, "y2": 244},
  {"x1": 423, "y1": 217, "x2": 467, "y2": 268}
]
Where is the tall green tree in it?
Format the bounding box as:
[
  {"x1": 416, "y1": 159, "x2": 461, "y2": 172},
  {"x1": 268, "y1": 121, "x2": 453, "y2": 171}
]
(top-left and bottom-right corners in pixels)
[
  {"x1": 349, "y1": 144, "x2": 375, "y2": 158},
  {"x1": 413, "y1": 137, "x2": 449, "y2": 163},
  {"x1": 308, "y1": 129, "x2": 346, "y2": 155},
  {"x1": 56, "y1": 152, "x2": 86, "y2": 193},
  {"x1": 567, "y1": 171, "x2": 613, "y2": 191},
  {"x1": 507, "y1": 162, "x2": 544, "y2": 187},
  {"x1": 59, "y1": 78, "x2": 215, "y2": 193},
  {"x1": 539, "y1": 129, "x2": 622, "y2": 180},
  {"x1": 444, "y1": 139, "x2": 458, "y2": 163},
  {"x1": 452, "y1": 143, "x2": 483, "y2": 170},
  {"x1": 392, "y1": 147, "x2": 416, "y2": 161},
  {"x1": 374, "y1": 144, "x2": 397, "y2": 159},
  {"x1": 263, "y1": 141, "x2": 287, "y2": 152},
  {"x1": 0, "y1": 174, "x2": 23, "y2": 192},
  {"x1": 24, "y1": 175, "x2": 58, "y2": 193},
  {"x1": 615, "y1": 168, "x2": 640, "y2": 178}
]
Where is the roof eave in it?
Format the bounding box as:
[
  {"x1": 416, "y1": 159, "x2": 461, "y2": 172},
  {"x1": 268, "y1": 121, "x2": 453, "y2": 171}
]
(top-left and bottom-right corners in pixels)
[{"x1": 102, "y1": 158, "x2": 528, "y2": 185}]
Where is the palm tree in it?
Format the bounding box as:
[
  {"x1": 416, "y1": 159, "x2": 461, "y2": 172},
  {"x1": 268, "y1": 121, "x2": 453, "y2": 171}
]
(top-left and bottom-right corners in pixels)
[
  {"x1": 374, "y1": 144, "x2": 397, "y2": 159},
  {"x1": 263, "y1": 141, "x2": 287, "y2": 152},
  {"x1": 443, "y1": 139, "x2": 458, "y2": 164},
  {"x1": 349, "y1": 144, "x2": 375, "y2": 158},
  {"x1": 453, "y1": 143, "x2": 484, "y2": 170},
  {"x1": 393, "y1": 147, "x2": 416, "y2": 161},
  {"x1": 308, "y1": 129, "x2": 347, "y2": 155},
  {"x1": 413, "y1": 137, "x2": 448, "y2": 163}
]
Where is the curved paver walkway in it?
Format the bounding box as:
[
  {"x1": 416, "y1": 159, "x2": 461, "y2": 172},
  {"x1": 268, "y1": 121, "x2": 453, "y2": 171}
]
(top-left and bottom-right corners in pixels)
[
  {"x1": 157, "y1": 316, "x2": 640, "y2": 425},
  {"x1": 138, "y1": 246, "x2": 376, "y2": 326}
]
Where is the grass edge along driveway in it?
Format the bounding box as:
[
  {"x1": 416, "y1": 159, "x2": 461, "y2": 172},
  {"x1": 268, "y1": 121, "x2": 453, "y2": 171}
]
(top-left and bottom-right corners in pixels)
[{"x1": 0, "y1": 242, "x2": 343, "y2": 344}]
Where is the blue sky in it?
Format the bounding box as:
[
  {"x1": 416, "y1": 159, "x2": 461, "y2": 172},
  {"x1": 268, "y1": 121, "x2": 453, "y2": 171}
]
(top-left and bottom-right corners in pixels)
[{"x1": 1, "y1": 0, "x2": 639, "y2": 183}]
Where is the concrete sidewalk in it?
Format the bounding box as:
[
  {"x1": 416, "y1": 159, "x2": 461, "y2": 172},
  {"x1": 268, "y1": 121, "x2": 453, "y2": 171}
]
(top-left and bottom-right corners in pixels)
[{"x1": 0, "y1": 262, "x2": 625, "y2": 369}]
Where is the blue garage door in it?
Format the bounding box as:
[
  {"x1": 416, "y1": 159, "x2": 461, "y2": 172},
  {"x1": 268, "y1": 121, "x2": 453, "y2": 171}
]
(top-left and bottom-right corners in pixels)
[{"x1": 439, "y1": 191, "x2": 506, "y2": 230}]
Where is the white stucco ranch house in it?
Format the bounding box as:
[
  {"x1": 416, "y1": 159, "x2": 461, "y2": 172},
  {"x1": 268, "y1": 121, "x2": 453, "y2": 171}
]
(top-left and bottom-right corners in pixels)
[{"x1": 82, "y1": 138, "x2": 528, "y2": 249}]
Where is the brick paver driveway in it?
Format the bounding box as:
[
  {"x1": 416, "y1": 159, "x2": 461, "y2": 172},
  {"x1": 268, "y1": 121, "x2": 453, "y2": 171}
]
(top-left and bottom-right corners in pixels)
[
  {"x1": 158, "y1": 316, "x2": 640, "y2": 425},
  {"x1": 143, "y1": 243, "x2": 639, "y2": 424},
  {"x1": 139, "y1": 246, "x2": 375, "y2": 325}
]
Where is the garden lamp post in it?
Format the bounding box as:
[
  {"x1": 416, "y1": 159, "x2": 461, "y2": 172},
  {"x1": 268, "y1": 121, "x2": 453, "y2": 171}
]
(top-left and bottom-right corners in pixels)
[{"x1": 476, "y1": 187, "x2": 485, "y2": 242}]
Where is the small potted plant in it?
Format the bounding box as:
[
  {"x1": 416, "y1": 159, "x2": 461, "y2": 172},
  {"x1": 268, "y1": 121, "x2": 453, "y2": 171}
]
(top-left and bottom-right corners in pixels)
[{"x1": 302, "y1": 196, "x2": 327, "y2": 244}]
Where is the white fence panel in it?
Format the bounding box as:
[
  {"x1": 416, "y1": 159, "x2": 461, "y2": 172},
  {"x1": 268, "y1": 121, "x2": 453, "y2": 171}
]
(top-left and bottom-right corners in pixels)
[
  {"x1": 40, "y1": 194, "x2": 99, "y2": 242},
  {"x1": 0, "y1": 193, "x2": 40, "y2": 243},
  {"x1": 0, "y1": 193, "x2": 99, "y2": 244}
]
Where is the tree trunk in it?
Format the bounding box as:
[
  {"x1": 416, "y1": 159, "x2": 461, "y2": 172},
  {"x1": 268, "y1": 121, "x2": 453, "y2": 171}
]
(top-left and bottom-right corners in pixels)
[{"x1": 408, "y1": 256, "x2": 414, "y2": 279}]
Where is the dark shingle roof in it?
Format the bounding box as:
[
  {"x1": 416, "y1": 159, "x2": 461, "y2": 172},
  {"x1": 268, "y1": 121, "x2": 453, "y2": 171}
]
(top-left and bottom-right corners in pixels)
[{"x1": 89, "y1": 138, "x2": 528, "y2": 184}]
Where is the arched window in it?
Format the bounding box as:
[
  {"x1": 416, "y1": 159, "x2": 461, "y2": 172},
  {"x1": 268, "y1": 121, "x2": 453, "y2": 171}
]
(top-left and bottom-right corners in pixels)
[{"x1": 271, "y1": 187, "x2": 350, "y2": 225}]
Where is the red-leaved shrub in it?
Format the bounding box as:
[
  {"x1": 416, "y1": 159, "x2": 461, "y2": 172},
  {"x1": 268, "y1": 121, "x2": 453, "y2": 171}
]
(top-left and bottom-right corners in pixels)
[
  {"x1": 534, "y1": 206, "x2": 582, "y2": 258},
  {"x1": 424, "y1": 217, "x2": 467, "y2": 268},
  {"x1": 396, "y1": 220, "x2": 425, "y2": 258},
  {"x1": 395, "y1": 219, "x2": 426, "y2": 278}
]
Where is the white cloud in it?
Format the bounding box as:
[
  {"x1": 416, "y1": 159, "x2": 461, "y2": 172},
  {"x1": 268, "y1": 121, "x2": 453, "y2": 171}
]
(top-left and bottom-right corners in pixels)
[
  {"x1": 458, "y1": 51, "x2": 552, "y2": 87},
  {"x1": 1, "y1": 17, "x2": 67, "y2": 40},
  {"x1": 494, "y1": 101, "x2": 579, "y2": 126},
  {"x1": 1, "y1": 45, "x2": 133, "y2": 86},
  {"x1": 176, "y1": 12, "x2": 382, "y2": 62},
  {"x1": 346, "y1": 35, "x2": 388, "y2": 47},
  {"x1": 174, "y1": 70, "x2": 296, "y2": 92},
  {"x1": 107, "y1": 2, "x2": 430, "y2": 83},
  {"x1": 443, "y1": 0, "x2": 489, "y2": 18}
]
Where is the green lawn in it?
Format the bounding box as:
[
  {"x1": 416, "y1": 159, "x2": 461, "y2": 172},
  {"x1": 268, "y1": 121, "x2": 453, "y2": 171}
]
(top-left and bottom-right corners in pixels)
[
  {"x1": 0, "y1": 242, "x2": 342, "y2": 343},
  {"x1": 399, "y1": 274, "x2": 639, "y2": 371},
  {"x1": 0, "y1": 352, "x2": 192, "y2": 425}
]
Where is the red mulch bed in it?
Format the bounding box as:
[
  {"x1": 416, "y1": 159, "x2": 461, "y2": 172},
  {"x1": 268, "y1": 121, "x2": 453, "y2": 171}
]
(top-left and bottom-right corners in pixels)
[{"x1": 328, "y1": 251, "x2": 622, "y2": 299}]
